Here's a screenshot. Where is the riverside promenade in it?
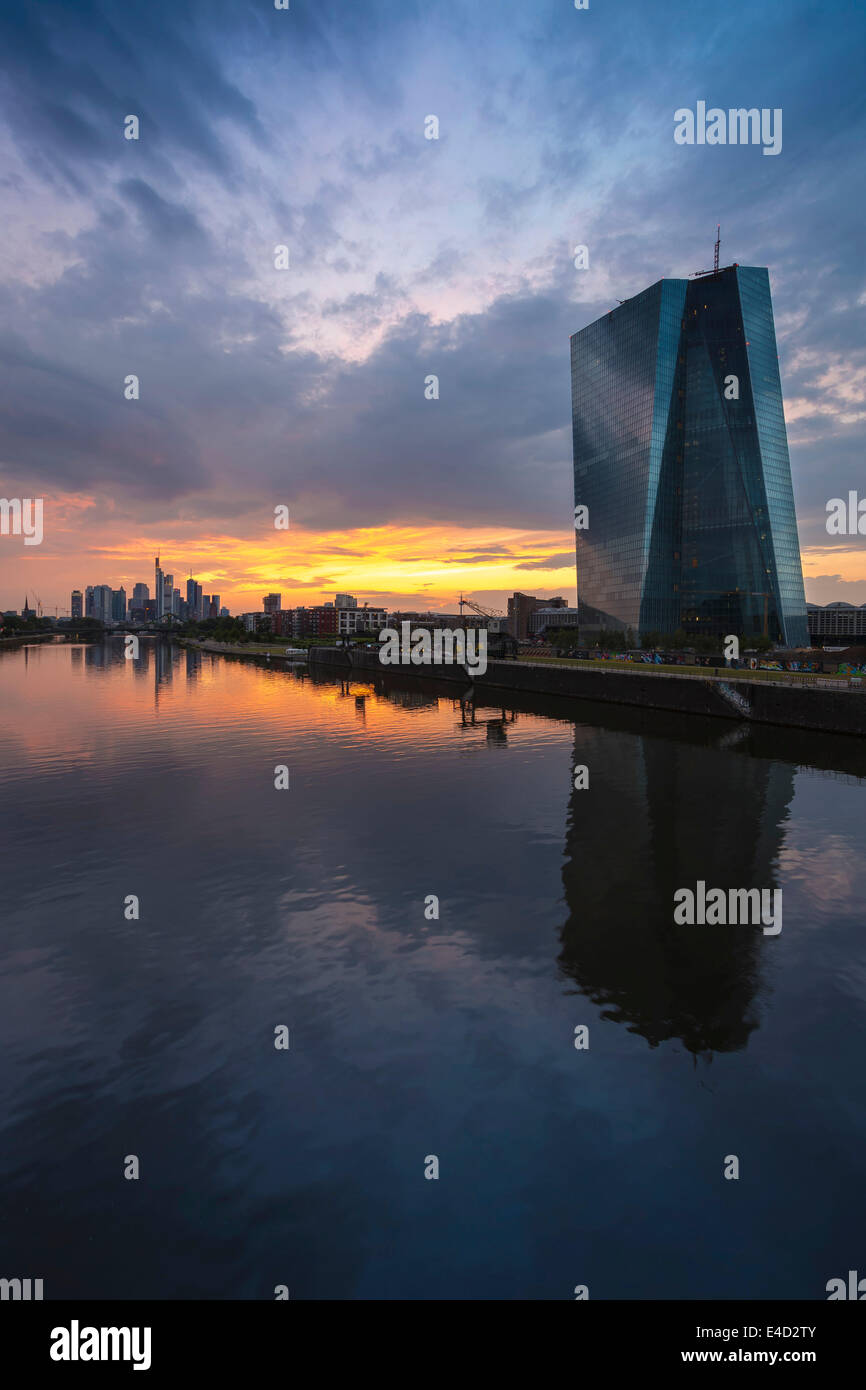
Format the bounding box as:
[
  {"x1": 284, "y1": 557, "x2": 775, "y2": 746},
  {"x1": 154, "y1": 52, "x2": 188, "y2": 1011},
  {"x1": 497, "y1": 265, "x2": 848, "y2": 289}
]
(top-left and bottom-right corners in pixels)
[
  {"x1": 306, "y1": 646, "x2": 866, "y2": 739},
  {"x1": 178, "y1": 638, "x2": 865, "y2": 738}
]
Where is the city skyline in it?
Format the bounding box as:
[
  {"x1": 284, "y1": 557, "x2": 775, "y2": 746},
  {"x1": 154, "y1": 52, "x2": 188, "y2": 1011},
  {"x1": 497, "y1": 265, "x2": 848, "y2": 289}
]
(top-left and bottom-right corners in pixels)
[
  {"x1": 5, "y1": 523, "x2": 577, "y2": 619},
  {"x1": 0, "y1": 1, "x2": 864, "y2": 616}
]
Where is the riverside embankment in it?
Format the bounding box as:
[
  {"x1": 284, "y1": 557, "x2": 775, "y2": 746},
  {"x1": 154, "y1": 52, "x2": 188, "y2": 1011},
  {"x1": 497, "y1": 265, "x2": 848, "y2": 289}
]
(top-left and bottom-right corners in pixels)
[
  {"x1": 185, "y1": 639, "x2": 301, "y2": 659},
  {"x1": 305, "y1": 646, "x2": 866, "y2": 738},
  {"x1": 179, "y1": 639, "x2": 865, "y2": 737}
]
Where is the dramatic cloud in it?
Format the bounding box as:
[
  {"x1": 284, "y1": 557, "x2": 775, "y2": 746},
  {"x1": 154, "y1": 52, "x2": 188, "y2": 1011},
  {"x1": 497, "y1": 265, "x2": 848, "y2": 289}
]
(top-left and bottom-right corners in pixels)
[{"x1": 1, "y1": 0, "x2": 864, "y2": 610}]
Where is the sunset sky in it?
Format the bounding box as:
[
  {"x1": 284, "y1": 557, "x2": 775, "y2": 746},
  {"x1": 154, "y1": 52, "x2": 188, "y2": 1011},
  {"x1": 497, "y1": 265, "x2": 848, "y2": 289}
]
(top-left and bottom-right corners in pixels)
[{"x1": 1, "y1": 0, "x2": 864, "y2": 615}]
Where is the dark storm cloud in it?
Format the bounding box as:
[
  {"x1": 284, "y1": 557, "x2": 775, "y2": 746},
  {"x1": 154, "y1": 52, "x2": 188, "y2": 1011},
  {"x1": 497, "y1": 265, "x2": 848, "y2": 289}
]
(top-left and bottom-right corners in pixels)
[{"x1": 0, "y1": 163, "x2": 581, "y2": 524}]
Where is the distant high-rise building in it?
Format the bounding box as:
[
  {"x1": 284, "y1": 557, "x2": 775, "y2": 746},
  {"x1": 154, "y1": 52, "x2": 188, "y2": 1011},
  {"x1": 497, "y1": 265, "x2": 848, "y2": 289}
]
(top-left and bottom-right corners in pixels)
[
  {"x1": 85, "y1": 584, "x2": 112, "y2": 623},
  {"x1": 111, "y1": 587, "x2": 127, "y2": 621},
  {"x1": 210, "y1": 594, "x2": 220, "y2": 616},
  {"x1": 132, "y1": 583, "x2": 149, "y2": 610},
  {"x1": 570, "y1": 262, "x2": 808, "y2": 645},
  {"x1": 155, "y1": 558, "x2": 164, "y2": 618},
  {"x1": 335, "y1": 593, "x2": 357, "y2": 609},
  {"x1": 70, "y1": 589, "x2": 83, "y2": 620},
  {"x1": 219, "y1": 606, "x2": 229, "y2": 618},
  {"x1": 186, "y1": 577, "x2": 206, "y2": 620},
  {"x1": 263, "y1": 593, "x2": 282, "y2": 614}
]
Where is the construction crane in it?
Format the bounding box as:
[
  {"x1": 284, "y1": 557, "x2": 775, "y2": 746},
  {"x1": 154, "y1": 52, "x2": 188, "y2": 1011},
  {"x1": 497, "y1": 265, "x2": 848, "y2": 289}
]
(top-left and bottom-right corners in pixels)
[
  {"x1": 457, "y1": 594, "x2": 503, "y2": 619},
  {"x1": 691, "y1": 224, "x2": 721, "y2": 278}
]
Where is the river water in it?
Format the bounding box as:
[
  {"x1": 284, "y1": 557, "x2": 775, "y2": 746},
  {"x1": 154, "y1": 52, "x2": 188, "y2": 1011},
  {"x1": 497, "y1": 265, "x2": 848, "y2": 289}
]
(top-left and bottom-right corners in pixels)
[{"x1": 1, "y1": 637, "x2": 864, "y2": 1299}]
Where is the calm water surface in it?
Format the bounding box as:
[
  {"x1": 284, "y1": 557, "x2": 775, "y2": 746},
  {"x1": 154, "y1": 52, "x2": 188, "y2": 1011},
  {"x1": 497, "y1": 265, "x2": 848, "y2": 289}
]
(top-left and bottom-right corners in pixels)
[{"x1": 1, "y1": 638, "x2": 865, "y2": 1299}]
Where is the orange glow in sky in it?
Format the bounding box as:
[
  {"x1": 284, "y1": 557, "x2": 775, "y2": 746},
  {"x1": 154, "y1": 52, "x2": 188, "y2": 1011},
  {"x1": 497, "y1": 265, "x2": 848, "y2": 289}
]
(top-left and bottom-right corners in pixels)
[
  {"x1": 4, "y1": 498, "x2": 577, "y2": 614},
  {"x1": 7, "y1": 493, "x2": 865, "y2": 616}
]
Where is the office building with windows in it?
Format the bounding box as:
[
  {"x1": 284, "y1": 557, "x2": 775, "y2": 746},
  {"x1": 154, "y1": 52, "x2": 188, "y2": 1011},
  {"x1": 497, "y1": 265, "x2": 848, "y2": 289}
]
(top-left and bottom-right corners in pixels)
[
  {"x1": 807, "y1": 602, "x2": 866, "y2": 644},
  {"x1": 507, "y1": 593, "x2": 568, "y2": 640},
  {"x1": 337, "y1": 604, "x2": 387, "y2": 635},
  {"x1": 570, "y1": 263, "x2": 809, "y2": 645},
  {"x1": 85, "y1": 584, "x2": 113, "y2": 623}
]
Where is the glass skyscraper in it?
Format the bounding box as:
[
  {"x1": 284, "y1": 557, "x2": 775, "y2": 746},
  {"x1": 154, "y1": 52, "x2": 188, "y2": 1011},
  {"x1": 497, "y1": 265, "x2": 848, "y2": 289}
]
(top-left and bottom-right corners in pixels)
[{"x1": 570, "y1": 264, "x2": 809, "y2": 646}]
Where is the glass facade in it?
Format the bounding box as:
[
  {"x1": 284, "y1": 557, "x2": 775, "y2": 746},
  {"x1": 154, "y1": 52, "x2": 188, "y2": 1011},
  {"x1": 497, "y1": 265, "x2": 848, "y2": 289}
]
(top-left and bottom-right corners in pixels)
[{"x1": 570, "y1": 266, "x2": 809, "y2": 646}]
